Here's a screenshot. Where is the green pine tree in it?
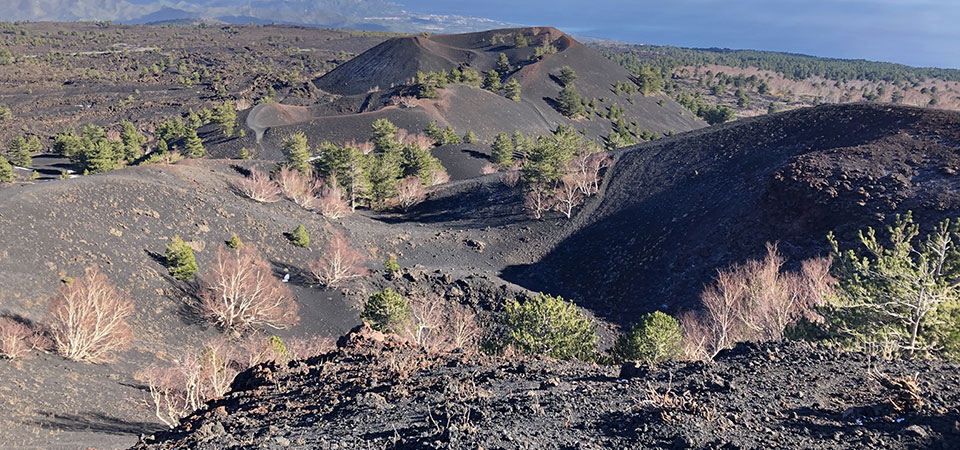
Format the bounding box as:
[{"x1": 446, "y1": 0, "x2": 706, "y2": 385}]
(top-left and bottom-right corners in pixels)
[
  {"x1": 558, "y1": 66, "x2": 578, "y2": 86},
  {"x1": 513, "y1": 33, "x2": 528, "y2": 48},
  {"x1": 8, "y1": 136, "x2": 30, "y2": 167},
  {"x1": 483, "y1": 70, "x2": 501, "y2": 92},
  {"x1": 504, "y1": 293, "x2": 597, "y2": 360},
  {"x1": 283, "y1": 131, "x2": 312, "y2": 175},
  {"x1": 165, "y1": 235, "x2": 198, "y2": 280},
  {"x1": 503, "y1": 79, "x2": 522, "y2": 102},
  {"x1": 496, "y1": 52, "x2": 511, "y2": 74},
  {"x1": 0, "y1": 155, "x2": 13, "y2": 183},
  {"x1": 557, "y1": 84, "x2": 586, "y2": 118},
  {"x1": 491, "y1": 132, "x2": 515, "y2": 168},
  {"x1": 120, "y1": 121, "x2": 146, "y2": 161},
  {"x1": 80, "y1": 139, "x2": 117, "y2": 174},
  {"x1": 183, "y1": 127, "x2": 205, "y2": 158},
  {"x1": 213, "y1": 101, "x2": 237, "y2": 137}
]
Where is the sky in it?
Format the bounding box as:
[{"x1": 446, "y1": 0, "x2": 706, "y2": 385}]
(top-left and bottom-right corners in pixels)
[{"x1": 399, "y1": 0, "x2": 960, "y2": 69}]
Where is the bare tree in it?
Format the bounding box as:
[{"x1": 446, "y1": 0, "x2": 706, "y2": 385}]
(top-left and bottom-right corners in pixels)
[
  {"x1": 396, "y1": 176, "x2": 426, "y2": 210},
  {"x1": 308, "y1": 230, "x2": 368, "y2": 287},
  {"x1": 47, "y1": 266, "x2": 134, "y2": 363},
  {"x1": 700, "y1": 268, "x2": 746, "y2": 358},
  {"x1": 691, "y1": 244, "x2": 835, "y2": 359},
  {"x1": 314, "y1": 181, "x2": 352, "y2": 219},
  {"x1": 233, "y1": 170, "x2": 281, "y2": 203},
  {"x1": 552, "y1": 173, "x2": 584, "y2": 219},
  {"x1": 406, "y1": 296, "x2": 445, "y2": 351},
  {"x1": 446, "y1": 307, "x2": 482, "y2": 353},
  {"x1": 524, "y1": 184, "x2": 554, "y2": 220},
  {"x1": 200, "y1": 245, "x2": 300, "y2": 331},
  {"x1": 679, "y1": 311, "x2": 710, "y2": 361},
  {"x1": 138, "y1": 338, "x2": 244, "y2": 428},
  {"x1": 275, "y1": 166, "x2": 312, "y2": 203},
  {"x1": 585, "y1": 152, "x2": 612, "y2": 195}
]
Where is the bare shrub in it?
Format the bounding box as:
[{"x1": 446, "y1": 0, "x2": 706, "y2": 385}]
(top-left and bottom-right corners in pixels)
[
  {"x1": 499, "y1": 170, "x2": 520, "y2": 187},
  {"x1": 401, "y1": 132, "x2": 434, "y2": 150},
  {"x1": 446, "y1": 308, "x2": 482, "y2": 353},
  {"x1": 138, "y1": 338, "x2": 242, "y2": 428},
  {"x1": 481, "y1": 163, "x2": 498, "y2": 175},
  {"x1": 344, "y1": 140, "x2": 375, "y2": 155},
  {"x1": 240, "y1": 333, "x2": 334, "y2": 367},
  {"x1": 404, "y1": 299, "x2": 483, "y2": 355},
  {"x1": 200, "y1": 245, "x2": 299, "y2": 331},
  {"x1": 308, "y1": 230, "x2": 368, "y2": 287},
  {"x1": 198, "y1": 338, "x2": 239, "y2": 398},
  {"x1": 314, "y1": 182, "x2": 352, "y2": 219},
  {"x1": 688, "y1": 244, "x2": 835, "y2": 359},
  {"x1": 275, "y1": 165, "x2": 306, "y2": 198},
  {"x1": 552, "y1": 173, "x2": 584, "y2": 219},
  {"x1": 234, "y1": 170, "x2": 280, "y2": 203},
  {"x1": 406, "y1": 296, "x2": 445, "y2": 351},
  {"x1": 679, "y1": 311, "x2": 711, "y2": 361},
  {"x1": 0, "y1": 318, "x2": 33, "y2": 359},
  {"x1": 396, "y1": 176, "x2": 426, "y2": 210},
  {"x1": 398, "y1": 96, "x2": 418, "y2": 108},
  {"x1": 48, "y1": 266, "x2": 134, "y2": 363},
  {"x1": 238, "y1": 333, "x2": 277, "y2": 368},
  {"x1": 428, "y1": 168, "x2": 450, "y2": 186},
  {"x1": 139, "y1": 363, "x2": 195, "y2": 428},
  {"x1": 524, "y1": 184, "x2": 554, "y2": 219},
  {"x1": 275, "y1": 166, "x2": 322, "y2": 208}
]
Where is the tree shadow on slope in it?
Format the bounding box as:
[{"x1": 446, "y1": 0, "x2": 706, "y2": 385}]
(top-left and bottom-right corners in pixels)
[
  {"x1": 27, "y1": 411, "x2": 166, "y2": 436},
  {"x1": 374, "y1": 178, "x2": 526, "y2": 228}
]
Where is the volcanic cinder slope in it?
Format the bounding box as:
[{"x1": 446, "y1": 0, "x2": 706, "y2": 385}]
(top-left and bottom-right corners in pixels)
[
  {"x1": 235, "y1": 27, "x2": 705, "y2": 177},
  {"x1": 500, "y1": 103, "x2": 960, "y2": 323},
  {"x1": 1, "y1": 102, "x2": 958, "y2": 449},
  {"x1": 131, "y1": 325, "x2": 960, "y2": 450}
]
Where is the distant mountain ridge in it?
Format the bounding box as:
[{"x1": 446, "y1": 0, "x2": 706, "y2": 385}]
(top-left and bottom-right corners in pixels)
[{"x1": 0, "y1": 0, "x2": 514, "y2": 33}]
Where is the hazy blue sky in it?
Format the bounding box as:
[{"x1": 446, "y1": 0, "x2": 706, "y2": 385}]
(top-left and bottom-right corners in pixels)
[{"x1": 400, "y1": 0, "x2": 960, "y2": 69}]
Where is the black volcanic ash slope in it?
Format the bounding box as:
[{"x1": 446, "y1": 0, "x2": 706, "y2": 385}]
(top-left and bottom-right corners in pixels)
[
  {"x1": 132, "y1": 326, "x2": 960, "y2": 450},
  {"x1": 502, "y1": 103, "x2": 960, "y2": 322}
]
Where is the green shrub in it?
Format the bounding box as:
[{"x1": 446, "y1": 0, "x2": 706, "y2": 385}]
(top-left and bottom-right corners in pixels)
[
  {"x1": 269, "y1": 335, "x2": 289, "y2": 360},
  {"x1": 362, "y1": 288, "x2": 410, "y2": 333},
  {"x1": 504, "y1": 293, "x2": 597, "y2": 360},
  {"x1": 165, "y1": 235, "x2": 198, "y2": 280},
  {"x1": 290, "y1": 225, "x2": 310, "y2": 247},
  {"x1": 383, "y1": 255, "x2": 400, "y2": 275},
  {"x1": 612, "y1": 311, "x2": 683, "y2": 363},
  {"x1": 821, "y1": 212, "x2": 960, "y2": 358},
  {"x1": 227, "y1": 235, "x2": 242, "y2": 249}
]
